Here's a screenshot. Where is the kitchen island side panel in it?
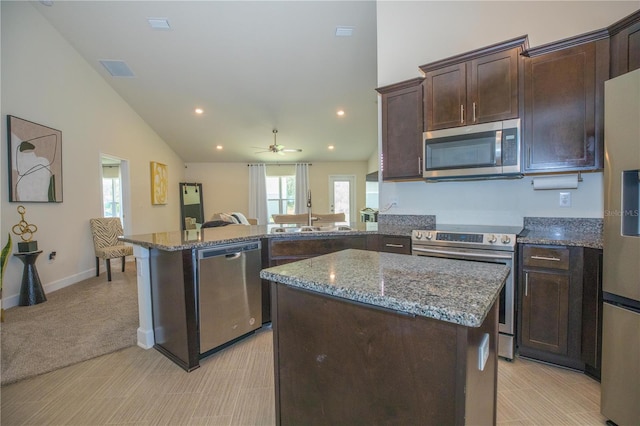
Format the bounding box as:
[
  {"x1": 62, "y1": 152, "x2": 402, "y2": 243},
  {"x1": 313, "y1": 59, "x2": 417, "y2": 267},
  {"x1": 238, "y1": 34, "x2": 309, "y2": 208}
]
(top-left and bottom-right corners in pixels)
[
  {"x1": 273, "y1": 283, "x2": 497, "y2": 425},
  {"x1": 149, "y1": 248, "x2": 200, "y2": 371}
]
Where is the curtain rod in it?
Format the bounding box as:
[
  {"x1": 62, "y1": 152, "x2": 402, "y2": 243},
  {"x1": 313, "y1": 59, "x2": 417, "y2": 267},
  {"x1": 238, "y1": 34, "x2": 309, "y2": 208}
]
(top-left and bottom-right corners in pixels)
[{"x1": 247, "y1": 163, "x2": 312, "y2": 166}]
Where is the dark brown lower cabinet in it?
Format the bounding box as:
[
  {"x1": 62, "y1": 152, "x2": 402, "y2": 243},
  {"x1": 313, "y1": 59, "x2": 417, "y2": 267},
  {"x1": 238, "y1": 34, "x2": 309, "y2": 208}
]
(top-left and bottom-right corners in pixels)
[
  {"x1": 272, "y1": 283, "x2": 499, "y2": 425},
  {"x1": 518, "y1": 244, "x2": 603, "y2": 376},
  {"x1": 581, "y1": 248, "x2": 603, "y2": 379}
]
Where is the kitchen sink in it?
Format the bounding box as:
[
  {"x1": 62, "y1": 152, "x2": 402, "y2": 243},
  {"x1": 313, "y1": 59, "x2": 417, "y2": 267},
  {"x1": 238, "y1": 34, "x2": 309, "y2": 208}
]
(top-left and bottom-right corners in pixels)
[{"x1": 271, "y1": 225, "x2": 353, "y2": 234}]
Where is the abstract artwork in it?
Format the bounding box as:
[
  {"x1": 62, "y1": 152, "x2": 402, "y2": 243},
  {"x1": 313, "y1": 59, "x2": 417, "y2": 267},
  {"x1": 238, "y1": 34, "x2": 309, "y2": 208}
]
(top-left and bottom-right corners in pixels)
[
  {"x1": 7, "y1": 116, "x2": 63, "y2": 202},
  {"x1": 150, "y1": 161, "x2": 168, "y2": 205}
]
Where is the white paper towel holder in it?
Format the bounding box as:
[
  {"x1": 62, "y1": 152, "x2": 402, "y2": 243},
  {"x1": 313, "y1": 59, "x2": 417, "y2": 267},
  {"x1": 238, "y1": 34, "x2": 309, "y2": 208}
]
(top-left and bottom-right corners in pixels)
[{"x1": 531, "y1": 172, "x2": 583, "y2": 190}]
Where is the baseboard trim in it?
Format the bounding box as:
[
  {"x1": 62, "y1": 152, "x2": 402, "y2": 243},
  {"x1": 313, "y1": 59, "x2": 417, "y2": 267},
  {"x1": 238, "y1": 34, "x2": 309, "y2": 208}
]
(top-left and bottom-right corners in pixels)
[
  {"x1": 137, "y1": 327, "x2": 155, "y2": 349},
  {"x1": 3, "y1": 269, "x2": 96, "y2": 309}
]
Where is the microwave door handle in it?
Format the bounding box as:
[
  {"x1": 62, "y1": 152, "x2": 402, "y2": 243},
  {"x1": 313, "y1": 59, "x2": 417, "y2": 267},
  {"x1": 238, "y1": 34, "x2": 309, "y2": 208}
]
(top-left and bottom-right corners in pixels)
[{"x1": 495, "y1": 130, "x2": 503, "y2": 166}]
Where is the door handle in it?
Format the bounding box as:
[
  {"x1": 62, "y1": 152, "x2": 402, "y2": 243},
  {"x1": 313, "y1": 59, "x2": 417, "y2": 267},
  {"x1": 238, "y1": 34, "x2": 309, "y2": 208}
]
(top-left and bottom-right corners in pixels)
[
  {"x1": 460, "y1": 105, "x2": 464, "y2": 124},
  {"x1": 225, "y1": 252, "x2": 242, "y2": 260},
  {"x1": 473, "y1": 102, "x2": 477, "y2": 122},
  {"x1": 418, "y1": 157, "x2": 422, "y2": 175},
  {"x1": 525, "y1": 272, "x2": 529, "y2": 297}
]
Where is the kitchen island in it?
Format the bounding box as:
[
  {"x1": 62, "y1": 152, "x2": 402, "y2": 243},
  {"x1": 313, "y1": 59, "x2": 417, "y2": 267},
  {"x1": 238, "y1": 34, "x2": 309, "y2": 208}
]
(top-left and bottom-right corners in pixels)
[
  {"x1": 261, "y1": 249, "x2": 509, "y2": 425},
  {"x1": 120, "y1": 223, "x2": 385, "y2": 370}
]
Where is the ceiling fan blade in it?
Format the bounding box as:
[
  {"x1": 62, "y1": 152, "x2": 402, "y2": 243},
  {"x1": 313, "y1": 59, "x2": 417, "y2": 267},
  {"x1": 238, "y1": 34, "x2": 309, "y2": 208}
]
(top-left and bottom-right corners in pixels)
[{"x1": 282, "y1": 148, "x2": 302, "y2": 152}]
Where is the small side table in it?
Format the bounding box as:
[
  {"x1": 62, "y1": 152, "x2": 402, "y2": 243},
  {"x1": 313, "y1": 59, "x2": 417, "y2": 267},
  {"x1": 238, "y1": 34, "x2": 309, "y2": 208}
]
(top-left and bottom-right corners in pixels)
[{"x1": 14, "y1": 250, "x2": 47, "y2": 306}]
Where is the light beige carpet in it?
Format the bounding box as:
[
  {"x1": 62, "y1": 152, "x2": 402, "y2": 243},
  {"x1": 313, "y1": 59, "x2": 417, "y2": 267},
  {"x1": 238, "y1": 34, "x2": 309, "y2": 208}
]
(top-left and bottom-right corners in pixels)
[{"x1": 1, "y1": 264, "x2": 138, "y2": 385}]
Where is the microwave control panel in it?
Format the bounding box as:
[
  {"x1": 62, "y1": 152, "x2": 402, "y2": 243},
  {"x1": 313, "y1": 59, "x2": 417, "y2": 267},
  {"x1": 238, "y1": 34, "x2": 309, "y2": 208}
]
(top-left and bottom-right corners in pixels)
[{"x1": 502, "y1": 127, "x2": 519, "y2": 166}]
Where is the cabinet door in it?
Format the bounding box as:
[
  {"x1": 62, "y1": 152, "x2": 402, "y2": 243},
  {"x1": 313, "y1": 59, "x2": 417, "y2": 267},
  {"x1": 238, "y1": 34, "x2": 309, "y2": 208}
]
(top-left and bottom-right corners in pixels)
[
  {"x1": 523, "y1": 42, "x2": 598, "y2": 172},
  {"x1": 468, "y1": 49, "x2": 519, "y2": 124},
  {"x1": 425, "y1": 63, "x2": 466, "y2": 130},
  {"x1": 521, "y1": 269, "x2": 570, "y2": 355},
  {"x1": 379, "y1": 81, "x2": 424, "y2": 180},
  {"x1": 610, "y1": 17, "x2": 640, "y2": 78}
]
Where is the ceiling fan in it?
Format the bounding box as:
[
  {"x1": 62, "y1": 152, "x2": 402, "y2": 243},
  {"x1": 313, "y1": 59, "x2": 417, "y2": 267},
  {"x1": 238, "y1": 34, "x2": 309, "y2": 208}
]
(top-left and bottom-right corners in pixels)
[{"x1": 253, "y1": 130, "x2": 302, "y2": 155}]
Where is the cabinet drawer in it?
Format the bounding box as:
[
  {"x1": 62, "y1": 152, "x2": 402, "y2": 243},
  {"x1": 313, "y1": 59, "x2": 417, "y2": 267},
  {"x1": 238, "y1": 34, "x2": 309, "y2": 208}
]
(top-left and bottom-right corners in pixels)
[
  {"x1": 522, "y1": 246, "x2": 570, "y2": 270},
  {"x1": 270, "y1": 236, "x2": 367, "y2": 257},
  {"x1": 379, "y1": 236, "x2": 411, "y2": 254}
]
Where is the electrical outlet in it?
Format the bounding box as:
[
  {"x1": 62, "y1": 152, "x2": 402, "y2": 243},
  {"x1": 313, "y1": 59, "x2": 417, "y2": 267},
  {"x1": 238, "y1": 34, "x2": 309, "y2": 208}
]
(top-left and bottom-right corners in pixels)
[{"x1": 559, "y1": 192, "x2": 571, "y2": 208}]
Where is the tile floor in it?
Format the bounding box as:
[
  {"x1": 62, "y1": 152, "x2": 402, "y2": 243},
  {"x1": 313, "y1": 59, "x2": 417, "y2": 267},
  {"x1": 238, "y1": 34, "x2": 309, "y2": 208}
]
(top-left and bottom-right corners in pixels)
[{"x1": 1, "y1": 327, "x2": 607, "y2": 425}]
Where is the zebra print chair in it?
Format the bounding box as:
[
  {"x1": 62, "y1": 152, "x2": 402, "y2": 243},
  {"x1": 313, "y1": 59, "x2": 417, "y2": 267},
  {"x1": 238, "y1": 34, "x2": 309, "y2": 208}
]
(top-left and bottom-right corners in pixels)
[{"x1": 89, "y1": 218, "x2": 133, "y2": 281}]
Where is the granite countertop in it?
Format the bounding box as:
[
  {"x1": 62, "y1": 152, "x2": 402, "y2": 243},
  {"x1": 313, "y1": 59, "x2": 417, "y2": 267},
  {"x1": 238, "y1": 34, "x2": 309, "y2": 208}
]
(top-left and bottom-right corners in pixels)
[
  {"x1": 517, "y1": 217, "x2": 603, "y2": 249},
  {"x1": 120, "y1": 222, "x2": 420, "y2": 251},
  {"x1": 260, "y1": 249, "x2": 509, "y2": 327}
]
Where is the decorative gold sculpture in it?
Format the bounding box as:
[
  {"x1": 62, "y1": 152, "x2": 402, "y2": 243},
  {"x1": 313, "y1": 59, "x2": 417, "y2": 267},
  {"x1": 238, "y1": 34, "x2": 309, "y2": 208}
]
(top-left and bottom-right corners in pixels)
[{"x1": 12, "y1": 205, "x2": 38, "y2": 252}]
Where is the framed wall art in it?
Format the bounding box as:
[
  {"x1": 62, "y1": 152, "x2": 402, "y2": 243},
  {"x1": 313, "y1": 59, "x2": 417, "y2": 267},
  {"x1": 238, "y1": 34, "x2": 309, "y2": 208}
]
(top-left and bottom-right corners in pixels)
[
  {"x1": 7, "y1": 115, "x2": 63, "y2": 202},
  {"x1": 150, "y1": 161, "x2": 168, "y2": 205}
]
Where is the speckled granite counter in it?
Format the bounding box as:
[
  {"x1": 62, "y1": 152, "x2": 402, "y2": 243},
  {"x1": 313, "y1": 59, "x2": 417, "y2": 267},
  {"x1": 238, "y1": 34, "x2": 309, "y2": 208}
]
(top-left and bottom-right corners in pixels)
[
  {"x1": 518, "y1": 217, "x2": 603, "y2": 249},
  {"x1": 120, "y1": 222, "x2": 422, "y2": 251},
  {"x1": 260, "y1": 248, "x2": 509, "y2": 327}
]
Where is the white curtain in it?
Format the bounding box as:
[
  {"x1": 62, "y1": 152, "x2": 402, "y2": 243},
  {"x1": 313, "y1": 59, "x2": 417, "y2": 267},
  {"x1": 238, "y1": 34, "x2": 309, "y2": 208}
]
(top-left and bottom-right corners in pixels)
[
  {"x1": 294, "y1": 163, "x2": 310, "y2": 214},
  {"x1": 248, "y1": 164, "x2": 269, "y2": 225}
]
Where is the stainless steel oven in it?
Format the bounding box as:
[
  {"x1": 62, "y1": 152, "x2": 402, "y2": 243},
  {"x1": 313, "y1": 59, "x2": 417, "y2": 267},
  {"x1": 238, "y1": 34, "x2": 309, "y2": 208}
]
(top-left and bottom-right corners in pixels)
[{"x1": 411, "y1": 225, "x2": 521, "y2": 360}]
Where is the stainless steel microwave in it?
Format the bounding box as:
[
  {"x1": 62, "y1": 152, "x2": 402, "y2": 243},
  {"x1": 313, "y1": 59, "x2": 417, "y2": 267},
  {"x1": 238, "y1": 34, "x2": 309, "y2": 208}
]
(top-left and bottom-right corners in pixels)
[{"x1": 423, "y1": 119, "x2": 521, "y2": 180}]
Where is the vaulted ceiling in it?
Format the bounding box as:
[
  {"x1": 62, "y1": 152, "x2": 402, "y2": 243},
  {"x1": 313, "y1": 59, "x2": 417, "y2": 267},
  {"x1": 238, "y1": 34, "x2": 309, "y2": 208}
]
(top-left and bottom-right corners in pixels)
[{"x1": 32, "y1": 1, "x2": 379, "y2": 163}]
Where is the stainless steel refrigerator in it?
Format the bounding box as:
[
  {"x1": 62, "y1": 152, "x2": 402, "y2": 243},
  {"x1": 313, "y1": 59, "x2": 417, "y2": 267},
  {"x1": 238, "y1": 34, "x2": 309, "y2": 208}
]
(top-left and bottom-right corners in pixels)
[{"x1": 602, "y1": 68, "x2": 640, "y2": 425}]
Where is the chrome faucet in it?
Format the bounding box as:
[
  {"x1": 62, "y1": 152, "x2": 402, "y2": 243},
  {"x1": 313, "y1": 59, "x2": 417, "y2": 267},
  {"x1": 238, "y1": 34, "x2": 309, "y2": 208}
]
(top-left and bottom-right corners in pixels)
[{"x1": 307, "y1": 190, "x2": 313, "y2": 226}]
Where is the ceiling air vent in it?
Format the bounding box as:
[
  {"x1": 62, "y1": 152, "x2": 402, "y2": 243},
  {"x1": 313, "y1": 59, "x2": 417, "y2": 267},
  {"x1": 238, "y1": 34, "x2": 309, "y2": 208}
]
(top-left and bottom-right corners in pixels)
[
  {"x1": 147, "y1": 18, "x2": 171, "y2": 30},
  {"x1": 99, "y1": 60, "x2": 135, "y2": 78},
  {"x1": 335, "y1": 26, "x2": 354, "y2": 37}
]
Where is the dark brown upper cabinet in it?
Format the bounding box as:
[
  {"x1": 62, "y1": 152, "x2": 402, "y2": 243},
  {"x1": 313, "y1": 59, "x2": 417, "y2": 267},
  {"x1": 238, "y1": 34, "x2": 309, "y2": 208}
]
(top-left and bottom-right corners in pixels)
[
  {"x1": 420, "y1": 36, "x2": 528, "y2": 131},
  {"x1": 376, "y1": 78, "x2": 424, "y2": 181},
  {"x1": 608, "y1": 9, "x2": 640, "y2": 78},
  {"x1": 522, "y1": 30, "x2": 609, "y2": 174}
]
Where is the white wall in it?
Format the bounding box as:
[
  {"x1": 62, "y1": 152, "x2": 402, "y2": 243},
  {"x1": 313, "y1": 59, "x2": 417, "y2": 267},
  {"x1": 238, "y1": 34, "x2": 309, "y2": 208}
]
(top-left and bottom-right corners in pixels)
[
  {"x1": 376, "y1": 1, "x2": 639, "y2": 224},
  {"x1": 185, "y1": 161, "x2": 369, "y2": 221},
  {"x1": 1, "y1": 2, "x2": 185, "y2": 306}
]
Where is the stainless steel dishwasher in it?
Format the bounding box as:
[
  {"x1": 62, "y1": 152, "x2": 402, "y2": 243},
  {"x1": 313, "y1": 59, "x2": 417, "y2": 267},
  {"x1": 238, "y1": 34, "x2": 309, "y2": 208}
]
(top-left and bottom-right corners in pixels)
[{"x1": 197, "y1": 240, "x2": 262, "y2": 355}]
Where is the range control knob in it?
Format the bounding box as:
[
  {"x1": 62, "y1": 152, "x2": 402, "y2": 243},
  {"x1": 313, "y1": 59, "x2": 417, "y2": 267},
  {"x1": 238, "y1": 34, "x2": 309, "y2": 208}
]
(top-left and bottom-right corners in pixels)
[
  {"x1": 425, "y1": 232, "x2": 433, "y2": 240},
  {"x1": 487, "y1": 234, "x2": 497, "y2": 244},
  {"x1": 501, "y1": 235, "x2": 511, "y2": 244},
  {"x1": 414, "y1": 231, "x2": 423, "y2": 240}
]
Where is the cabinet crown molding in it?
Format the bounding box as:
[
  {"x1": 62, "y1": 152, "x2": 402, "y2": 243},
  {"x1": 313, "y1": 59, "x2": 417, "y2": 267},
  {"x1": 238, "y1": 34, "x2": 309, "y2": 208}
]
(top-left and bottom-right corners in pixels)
[
  {"x1": 418, "y1": 35, "x2": 529, "y2": 73},
  {"x1": 376, "y1": 77, "x2": 424, "y2": 94},
  {"x1": 607, "y1": 9, "x2": 640, "y2": 36},
  {"x1": 522, "y1": 28, "x2": 609, "y2": 58}
]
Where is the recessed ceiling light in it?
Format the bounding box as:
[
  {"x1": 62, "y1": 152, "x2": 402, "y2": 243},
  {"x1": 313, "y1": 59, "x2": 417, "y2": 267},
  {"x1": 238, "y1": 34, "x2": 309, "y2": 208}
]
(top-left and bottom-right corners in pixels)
[
  {"x1": 195, "y1": 108, "x2": 204, "y2": 114},
  {"x1": 335, "y1": 26, "x2": 354, "y2": 37},
  {"x1": 216, "y1": 145, "x2": 223, "y2": 150},
  {"x1": 148, "y1": 18, "x2": 171, "y2": 30},
  {"x1": 336, "y1": 110, "x2": 345, "y2": 117},
  {"x1": 328, "y1": 145, "x2": 335, "y2": 150}
]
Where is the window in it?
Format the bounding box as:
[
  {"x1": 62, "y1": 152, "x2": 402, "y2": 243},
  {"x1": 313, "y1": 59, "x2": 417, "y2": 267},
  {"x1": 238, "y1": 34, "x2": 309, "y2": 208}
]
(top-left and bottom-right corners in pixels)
[
  {"x1": 102, "y1": 177, "x2": 121, "y2": 218},
  {"x1": 267, "y1": 175, "x2": 295, "y2": 223}
]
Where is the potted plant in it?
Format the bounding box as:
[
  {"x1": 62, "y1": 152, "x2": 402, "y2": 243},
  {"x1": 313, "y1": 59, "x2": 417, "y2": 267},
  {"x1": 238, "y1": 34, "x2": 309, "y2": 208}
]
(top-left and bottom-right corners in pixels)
[{"x1": 1, "y1": 233, "x2": 12, "y2": 322}]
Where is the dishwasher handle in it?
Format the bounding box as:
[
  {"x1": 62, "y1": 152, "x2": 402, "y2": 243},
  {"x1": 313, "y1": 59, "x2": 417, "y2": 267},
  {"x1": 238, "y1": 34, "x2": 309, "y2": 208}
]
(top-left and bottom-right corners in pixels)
[{"x1": 198, "y1": 241, "x2": 261, "y2": 259}]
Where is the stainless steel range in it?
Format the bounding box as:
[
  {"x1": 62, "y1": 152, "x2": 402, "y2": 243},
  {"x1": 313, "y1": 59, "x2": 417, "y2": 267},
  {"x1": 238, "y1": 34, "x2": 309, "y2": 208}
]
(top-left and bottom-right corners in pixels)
[{"x1": 411, "y1": 224, "x2": 522, "y2": 360}]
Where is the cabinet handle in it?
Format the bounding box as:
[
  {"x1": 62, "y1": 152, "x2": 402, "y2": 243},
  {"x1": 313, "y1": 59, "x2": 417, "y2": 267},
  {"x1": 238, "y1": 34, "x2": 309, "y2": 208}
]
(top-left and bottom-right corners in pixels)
[
  {"x1": 530, "y1": 255, "x2": 561, "y2": 262},
  {"x1": 418, "y1": 157, "x2": 422, "y2": 175},
  {"x1": 525, "y1": 272, "x2": 529, "y2": 297},
  {"x1": 385, "y1": 243, "x2": 405, "y2": 248},
  {"x1": 460, "y1": 105, "x2": 464, "y2": 124},
  {"x1": 473, "y1": 102, "x2": 477, "y2": 122}
]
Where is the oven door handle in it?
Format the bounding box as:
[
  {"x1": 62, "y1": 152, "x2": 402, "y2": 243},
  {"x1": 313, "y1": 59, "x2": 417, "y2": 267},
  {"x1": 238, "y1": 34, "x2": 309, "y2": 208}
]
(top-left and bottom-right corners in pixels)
[{"x1": 412, "y1": 246, "x2": 513, "y2": 261}]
